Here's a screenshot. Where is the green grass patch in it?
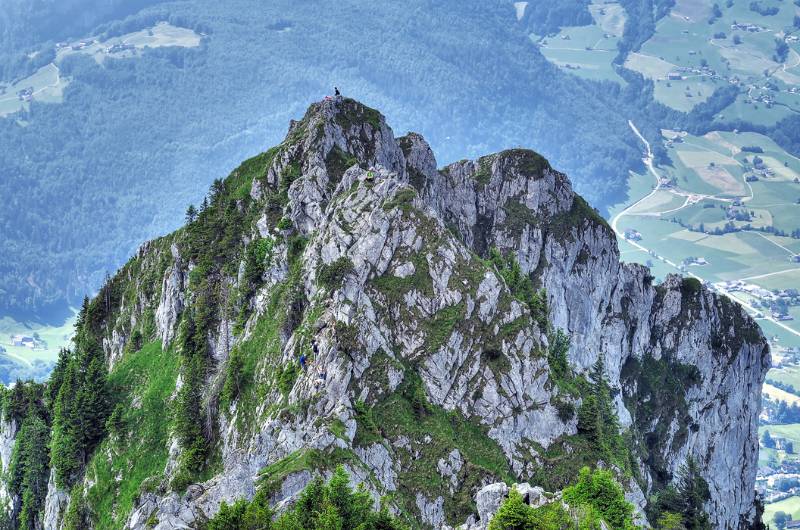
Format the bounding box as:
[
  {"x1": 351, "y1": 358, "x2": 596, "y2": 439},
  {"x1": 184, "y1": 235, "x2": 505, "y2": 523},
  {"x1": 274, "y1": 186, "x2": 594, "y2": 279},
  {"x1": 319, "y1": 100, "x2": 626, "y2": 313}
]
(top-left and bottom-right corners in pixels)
[
  {"x1": 317, "y1": 257, "x2": 354, "y2": 291},
  {"x1": 325, "y1": 146, "x2": 359, "y2": 187},
  {"x1": 371, "y1": 252, "x2": 433, "y2": 303},
  {"x1": 473, "y1": 157, "x2": 492, "y2": 185},
  {"x1": 680, "y1": 276, "x2": 702, "y2": 296},
  {"x1": 366, "y1": 367, "x2": 514, "y2": 524},
  {"x1": 84, "y1": 342, "x2": 180, "y2": 529},
  {"x1": 335, "y1": 98, "x2": 384, "y2": 130},
  {"x1": 226, "y1": 147, "x2": 279, "y2": 201},
  {"x1": 221, "y1": 236, "x2": 309, "y2": 433},
  {"x1": 424, "y1": 302, "x2": 465, "y2": 353},
  {"x1": 277, "y1": 363, "x2": 299, "y2": 396},
  {"x1": 550, "y1": 194, "x2": 609, "y2": 240},
  {"x1": 353, "y1": 400, "x2": 381, "y2": 446},
  {"x1": 382, "y1": 187, "x2": 417, "y2": 213},
  {"x1": 486, "y1": 248, "x2": 548, "y2": 331},
  {"x1": 502, "y1": 200, "x2": 539, "y2": 236},
  {"x1": 501, "y1": 148, "x2": 551, "y2": 176},
  {"x1": 257, "y1": 447, "x2": 357, "y2": 495}
]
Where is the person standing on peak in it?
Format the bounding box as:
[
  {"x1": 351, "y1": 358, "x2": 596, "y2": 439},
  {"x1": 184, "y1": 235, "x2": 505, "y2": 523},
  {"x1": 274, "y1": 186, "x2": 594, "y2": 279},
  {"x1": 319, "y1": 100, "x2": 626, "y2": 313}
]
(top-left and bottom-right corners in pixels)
[{"x1": 334, "y1": 86, "x2": 341, "y2": 97}]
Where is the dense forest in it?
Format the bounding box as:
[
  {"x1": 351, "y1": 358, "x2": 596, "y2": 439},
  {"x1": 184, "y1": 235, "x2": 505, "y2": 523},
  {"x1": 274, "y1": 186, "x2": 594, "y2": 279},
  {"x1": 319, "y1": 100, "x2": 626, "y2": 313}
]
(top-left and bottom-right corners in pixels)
[{"x1": 518, "y1": 0, "x2": 594, "y2": 35}]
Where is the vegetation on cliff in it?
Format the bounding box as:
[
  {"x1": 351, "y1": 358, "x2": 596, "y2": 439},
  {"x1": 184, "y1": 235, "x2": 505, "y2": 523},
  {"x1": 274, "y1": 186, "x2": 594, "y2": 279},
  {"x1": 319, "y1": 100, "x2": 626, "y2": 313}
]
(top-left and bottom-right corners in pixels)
[{"x1": 205, "y1": 466, "x2": 406, "y2": 530}]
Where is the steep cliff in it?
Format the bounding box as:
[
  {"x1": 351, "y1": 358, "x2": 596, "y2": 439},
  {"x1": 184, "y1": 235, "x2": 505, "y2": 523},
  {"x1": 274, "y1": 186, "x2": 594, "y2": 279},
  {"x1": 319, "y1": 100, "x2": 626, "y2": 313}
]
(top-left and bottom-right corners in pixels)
[{"x1": 1, "y1": 98, "x2": 769, "y2": 530}]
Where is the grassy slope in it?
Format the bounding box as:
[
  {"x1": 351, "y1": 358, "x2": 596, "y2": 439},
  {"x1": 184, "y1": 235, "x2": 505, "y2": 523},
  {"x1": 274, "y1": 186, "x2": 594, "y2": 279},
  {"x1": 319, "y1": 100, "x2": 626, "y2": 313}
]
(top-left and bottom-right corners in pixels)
[{"x1": 84, "y1": 341, "x2": 179, "y2": 529}]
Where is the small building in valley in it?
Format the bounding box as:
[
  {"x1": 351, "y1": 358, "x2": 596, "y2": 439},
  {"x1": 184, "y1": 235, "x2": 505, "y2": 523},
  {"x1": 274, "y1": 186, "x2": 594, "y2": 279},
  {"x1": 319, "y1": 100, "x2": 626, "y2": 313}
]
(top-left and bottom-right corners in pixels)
[
  {"x1": 11, "y1": 335, "x2": 34, "y2": 348},
  {"x1": 624, "y1": 229, "x2": 642, "y2": 241}
]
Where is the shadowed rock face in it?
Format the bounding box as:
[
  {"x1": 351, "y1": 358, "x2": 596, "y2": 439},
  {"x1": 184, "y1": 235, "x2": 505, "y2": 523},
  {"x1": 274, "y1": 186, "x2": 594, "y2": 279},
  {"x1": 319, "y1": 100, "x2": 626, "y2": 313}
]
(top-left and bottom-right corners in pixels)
[{"x1": 31, "y1": 97, "x2": 767, "y2": 529}]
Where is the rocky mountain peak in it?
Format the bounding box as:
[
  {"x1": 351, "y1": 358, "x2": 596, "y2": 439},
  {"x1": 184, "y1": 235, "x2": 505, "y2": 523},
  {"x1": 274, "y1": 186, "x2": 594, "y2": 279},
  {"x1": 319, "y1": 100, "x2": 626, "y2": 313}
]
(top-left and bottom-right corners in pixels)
[{"x1": 1, "y1": 98, "x2": 769, "y2": 530}]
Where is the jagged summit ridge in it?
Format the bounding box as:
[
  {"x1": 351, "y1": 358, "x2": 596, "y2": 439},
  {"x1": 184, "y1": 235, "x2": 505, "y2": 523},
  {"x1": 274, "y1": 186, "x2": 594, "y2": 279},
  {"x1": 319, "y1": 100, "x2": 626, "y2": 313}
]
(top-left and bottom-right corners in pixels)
[{"x1": 1, "y1": 97, "x2": 767, "y2": 530}]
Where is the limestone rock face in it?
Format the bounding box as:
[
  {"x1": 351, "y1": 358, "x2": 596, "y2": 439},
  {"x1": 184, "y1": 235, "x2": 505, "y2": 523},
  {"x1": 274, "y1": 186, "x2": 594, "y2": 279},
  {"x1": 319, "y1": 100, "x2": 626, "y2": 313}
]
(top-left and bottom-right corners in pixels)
[
  {"x1": 43, "y1": 470, "x2": 69, "y2": 530},
  {"x1": 122, "y1": 98, "x2": 767, "y2": 529},
  {"x1": 0, "y1": 419, "x2": 16, "y2": 513},
  {"x1": 8, "y1": 98, "x2": 763, "y2": 530},
  {"x1": 406, "y1": 127, "x2": 769, "y2": 529},
  {"x1": 474, "y1": 482, "x2": 509, "y2": 527},
  {"x1": 155, "y1": 243, "x2": 186, "y2": 349}
]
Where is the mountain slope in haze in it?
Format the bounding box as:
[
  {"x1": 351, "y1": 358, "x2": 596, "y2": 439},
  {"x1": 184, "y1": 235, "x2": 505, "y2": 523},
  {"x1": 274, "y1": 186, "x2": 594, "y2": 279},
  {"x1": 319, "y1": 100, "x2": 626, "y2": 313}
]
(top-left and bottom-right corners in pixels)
[
  {"x1": 0, "y1": 0, "x2": 658, "y2": 320},
  {"x1": 0, "y1": 98, "x2": 769, "y2": 529}
]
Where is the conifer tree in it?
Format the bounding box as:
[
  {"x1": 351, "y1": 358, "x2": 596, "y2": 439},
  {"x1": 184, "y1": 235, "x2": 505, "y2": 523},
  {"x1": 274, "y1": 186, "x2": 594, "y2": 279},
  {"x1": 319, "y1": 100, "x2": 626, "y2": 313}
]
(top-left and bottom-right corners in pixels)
[
  {"x1": 47, "y1": 348, "x2": 71, "y2": 408},
  {"x1": 78, "y1": 355, "x2": 110, "y2": 449},
  {"x1": 315, "y1": 501, "x2": 344, "y2": 530},
  {"x1": 295, "y1": 476, "x2": 327, "y2": 529},
  {"x1": 6, "y1": 380, "x2": 28, "y2": 423},
  {"x1": 488, "y1": 487, "x2": 534, "y2": 530},
  {"x1": 7, "y1": 385, "x2": 51, "y2": 530},
  {"x1": 173, "y1": 352, "x2": 208, "y2": 479},
  {"x1": 50, "y1": 359, "x2": 82, "y2": 487},
  {"x1": 185, "y1": 204, "x2": 198, "y2": 223},
  {"x1": 18, "y1": 414, "x2": 50, "y2": 530},
  {"x1": 205, "y1": 466, "x2": 405, "y2": 529},
  {"x1": 677, "y1": 457, "x2": 711, "y2": 530}
]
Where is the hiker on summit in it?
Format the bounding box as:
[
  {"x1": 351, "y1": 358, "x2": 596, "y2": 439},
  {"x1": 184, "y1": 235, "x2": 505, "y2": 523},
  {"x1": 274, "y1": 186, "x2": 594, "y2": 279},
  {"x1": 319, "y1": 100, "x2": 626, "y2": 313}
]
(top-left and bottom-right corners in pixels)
[{"x1": 334, "y1": 86, "x2": 341, "y2": 97}]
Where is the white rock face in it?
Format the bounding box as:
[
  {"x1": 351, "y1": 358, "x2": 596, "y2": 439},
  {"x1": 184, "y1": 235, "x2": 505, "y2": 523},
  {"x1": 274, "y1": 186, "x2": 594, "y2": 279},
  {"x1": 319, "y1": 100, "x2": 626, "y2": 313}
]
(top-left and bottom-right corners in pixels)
[
  {"x1": 437, "y1": 449, "x2": 463, "y2": 490},
  {"x1": 357, "y1": 443, "x2": 398, "y2": 491},
  {"x1": 155, "y1": 244, "x2": 185, "y2": 348},
  {"x1": 415, "y1": 492, "x2": 446, "y2": 528},
  {"x1": 43, "y1": 470, "x2": 69, "y2": 530},
  {"x1": 0, "y1": 419, "x2": 16, "y2": 512},
  {"x1": 0, "y1": 419, "x2": 16, "y2": 478},
  {"x1": 474, "y1": 482, "x2": 509, "y2": 527},
  {"x1": 417, "y1": 142, "x2": 769, "y2": 528}
]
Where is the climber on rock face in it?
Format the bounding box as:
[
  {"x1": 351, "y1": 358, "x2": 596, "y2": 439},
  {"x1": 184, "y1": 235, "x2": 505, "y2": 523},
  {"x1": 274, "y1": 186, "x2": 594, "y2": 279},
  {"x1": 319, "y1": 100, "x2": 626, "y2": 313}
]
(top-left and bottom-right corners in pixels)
[
  {"x1": 313, "y1": 358, "x2": 327, "y2": 389},
  {"x1": 299, "y1": 353, "x2": 307, "y2": 371}
]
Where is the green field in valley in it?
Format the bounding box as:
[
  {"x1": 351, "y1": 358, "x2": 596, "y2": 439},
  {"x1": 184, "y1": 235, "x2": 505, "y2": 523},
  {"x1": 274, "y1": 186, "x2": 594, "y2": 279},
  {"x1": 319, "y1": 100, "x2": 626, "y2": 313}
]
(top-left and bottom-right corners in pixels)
[
  {"x1": 0, "y1": 311, "x2": 76, "y2": 383},
  {"x1": 535, "y1": 0, "x2": 628, "y2": 84},
  {"x1": 623, "y1": 0, "x2": 800, "y2": 113},
  {"x1": 764, "y1": 495, "x2": 800, "y2": 523},
  {"x1": 0, "y1": 63, "x2": 68, "y2": 117}
]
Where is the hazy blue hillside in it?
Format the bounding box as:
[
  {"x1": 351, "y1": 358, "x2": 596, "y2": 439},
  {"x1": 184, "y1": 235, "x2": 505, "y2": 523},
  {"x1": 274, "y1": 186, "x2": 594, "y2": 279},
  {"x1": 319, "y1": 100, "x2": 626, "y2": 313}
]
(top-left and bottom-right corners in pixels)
[
  {"x1": 4, "y1": 0, "x2": 787, "y2": 322},
  {"x1": 0, "y1": 0, "x2": 656, "y2": 318},
  {"x1": 0, "y1": 0, "x2": 166, "y2": 78}
]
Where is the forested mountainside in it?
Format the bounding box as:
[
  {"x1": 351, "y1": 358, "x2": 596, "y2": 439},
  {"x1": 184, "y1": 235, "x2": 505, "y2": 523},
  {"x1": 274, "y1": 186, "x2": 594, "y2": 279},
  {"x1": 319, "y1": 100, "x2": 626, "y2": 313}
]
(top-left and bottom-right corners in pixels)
[
  {"x1": 0, "y1": 98, "x2": 770, "y2": 529},
  {"x1": 1, "y1": 0, "x2": 769, "y2": 319}
]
